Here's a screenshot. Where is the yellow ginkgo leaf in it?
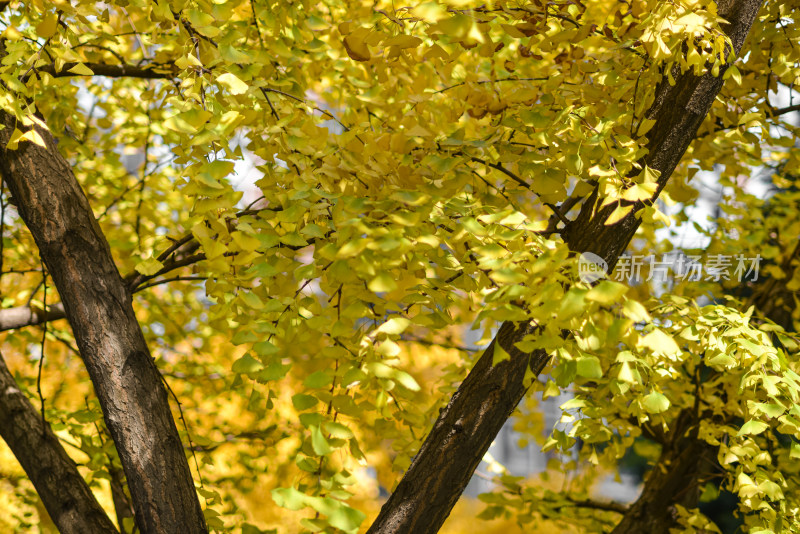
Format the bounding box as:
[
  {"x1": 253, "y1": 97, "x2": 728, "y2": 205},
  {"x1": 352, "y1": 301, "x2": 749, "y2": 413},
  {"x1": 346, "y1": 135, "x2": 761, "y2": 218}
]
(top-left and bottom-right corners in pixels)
[
  {"x1": 604, "y1": 203, "x2": 633, "y2": 226},
  {"x1": 217, "y1": 72, "x2": 249, "y2": 95},
  {"x1": 343, "y1": 35, "x2": 370, "y2": 62},
  {"x1": 68, "y1": 63, "x2": 94, "y2": 76},
  {"x1": 36, "y1": 12, "x2": 58, "y2": 38}
]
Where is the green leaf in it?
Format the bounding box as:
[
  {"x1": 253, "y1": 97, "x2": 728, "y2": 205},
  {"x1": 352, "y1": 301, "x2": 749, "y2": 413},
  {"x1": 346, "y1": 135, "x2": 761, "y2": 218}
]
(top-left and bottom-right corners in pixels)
[
  {"x1": 72, "y1": 409, "x2": 102, "y2": 423},
  {"x1": 292, "y1": 394, "x2": 319, "y2": 411},
  {"x1": 558, "y1": 288, "x2": 588, "y2": 320},
  {"x1": 36, "y1": 12, "x2": 58, "y2": 38},
  {"x1": 323, "y1": 421, "x2": 354, "y2": 439},
  {"x1": 617, "y1": 361, "x2": 637, "y2": 383},
  {"x1": 542, "y1": 380, "x2": 560, "y2": 399},
  {"x1": 375, "y1": 317, "x2": 412, "y2": 336},
  {"x1": 754, "y1": 403, "x2": 785, "y2": 418},
  {"x1": 368, "y1": 273, "x2": 397, "y2": 292},
  {"x1": 311, "y1": 425, "x2": 332, "y2": 455},
  {"x1": 638, "y1": 165, "x2": 661, "y2": 183},
  {"x1": 271, "y1": 487, "x2": 308, "y2": 510},
  {"x1": 737, "y1": 420, "x2": 769, "y2": 436},
  {"x1": 622, "y1": 182, "x2": 658, "y2": 202},
  {"x1": 576, "y1": 356, "x2": 603, "y2": 379},
  {"x1": 392, "y1": 369, "x2": 420, "y2": 391},
  {"x1": 622, "y1": 300, "x2": 651, "y2": 322},
  {"x1": 328, "y1": 503, "x2": 366, "y2": 533},
  {"x1": 706, "y1": 353, "x2": 736, "y2": 368},
  {"x1": 604, "y1": 204, "x2": 632, "y2": 226},
  {"x1": 257, "y1": 363, "x2": 290, "y2": 382},
  {"x1": 304, "y1": 371, "x2": 332, "y2": 389},
  {"x1": 68, "y1": 63, "x2": 95, "y2": 76},
  {"x1": 219, "y1": 45, "x2": 253, "y2": 64},
  {"x1": 135, "y1": 258, "x2": 164, "y2": 276},
  {"x1": 642, "y1": 391, "x2": 670, "y2": 413},
  {"x1": 253, "y1": 340, "x2": 279, "y2": 356},
  {"x1": 586, "y1": 280, "x2": 628, "y2": 305},
  {"x1": 492, "y1": 342, "x2": 511, "y2": 365},
  {"x1": 232, "y1": 354, "x2": 264, "y2": 374},
  {"x1": 165, "y1": 108, "x2": 213, "y2": 134}
]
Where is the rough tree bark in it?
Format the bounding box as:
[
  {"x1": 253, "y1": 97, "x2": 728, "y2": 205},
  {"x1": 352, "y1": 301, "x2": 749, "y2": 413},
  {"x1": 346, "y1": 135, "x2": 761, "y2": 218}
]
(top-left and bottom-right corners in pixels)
[
  {"x1": 366, "y1": 1, "x2": 763, "y2": 532},
  {"x1": 0, "y1": 113, "x2": 207, "y2": 533},
  {"x1": 0, "y1": 352, "x2": 118, "y2": 533}
]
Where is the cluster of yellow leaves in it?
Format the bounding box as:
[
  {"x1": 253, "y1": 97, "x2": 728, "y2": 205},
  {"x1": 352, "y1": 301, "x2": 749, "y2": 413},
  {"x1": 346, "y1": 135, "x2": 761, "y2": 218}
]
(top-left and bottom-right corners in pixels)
[{"x1": 0, "y1": 0, "x2": 798, "y2": 532}]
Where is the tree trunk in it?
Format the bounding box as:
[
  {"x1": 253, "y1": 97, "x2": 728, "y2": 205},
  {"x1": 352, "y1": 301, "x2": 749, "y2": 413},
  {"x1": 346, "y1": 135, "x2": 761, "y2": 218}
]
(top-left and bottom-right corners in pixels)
[
  {"x1": 0, "y1": 113, "x2": 207, "y2": 533},
  {"x1": 369, "y1": 322, "x2": 548, "y2": 533},
  {"x1": 366, "y1": 1, "x2": 763, "y2": 532},
  {"x1": 612, "y1": 411, "x2": 714, "y2": 534},
  {"x1": 0, "y1": 352, "x2": 118, "y2": 533}
]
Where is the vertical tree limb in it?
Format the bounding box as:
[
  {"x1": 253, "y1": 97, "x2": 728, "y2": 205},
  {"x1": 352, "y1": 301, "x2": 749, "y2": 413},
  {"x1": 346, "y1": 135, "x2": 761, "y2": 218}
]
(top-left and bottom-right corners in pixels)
[
  {"x1": 611, "y1": 411, "x2": 715, "y2": 534},
  {"x1": 366, "y1": 1, "x2": 763, "y2": 532},
  {"x1": 0, "y1": 113, "x2": 207, "y2": 533}
]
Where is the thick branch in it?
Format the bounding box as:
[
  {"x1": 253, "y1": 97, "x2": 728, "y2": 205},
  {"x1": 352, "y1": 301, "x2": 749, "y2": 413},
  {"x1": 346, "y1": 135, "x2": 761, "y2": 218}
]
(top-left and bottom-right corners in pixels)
[
  {"x1": 0, "y1": 244, "x2": 208, "y2": 333},
  {"x1": 35, "y1": 62, "x2": 174, "y2": 80},
  {"x1": 366, "y1": 2, "x2": 763, "y2": 533},
  {"x1": 0, "y1": 352, "x2": 118, "y2": 533},
  {"x1": 0, "y1": 302, "x2": 65, "y2": 330},
  {"x1": 770, "y1": 103, "x2": 800, "y2": 117},
  {"x1": 0, "y1": 115, "x2": 207, "y2": 532}
]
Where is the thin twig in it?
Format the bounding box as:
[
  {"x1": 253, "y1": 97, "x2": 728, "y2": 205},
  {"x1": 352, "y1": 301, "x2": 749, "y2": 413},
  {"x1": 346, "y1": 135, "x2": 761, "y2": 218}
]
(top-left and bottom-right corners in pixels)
[
  {"x1": 37, "y1": 261, "x2": 47, "y2": 435},
  {"x1": 545, "y1": 203, "x2": 570, "y2": 225},
  {"x1": 469, "y1": 156, "x2": 532, "y2": 189},
  {"x1": 436, "y1": 77, "x2": 549, "y2": 94},
  {"x1": 97, "y1": 175, "x2": 148, "y2": 220},
  {"x1": 160, "y1": 374, "x2": 204, "y2": 488},
  {"x1": 135, "y1": 104, "x2": 153, "y2": 247},
  {"x1": 133, "y1": 276, "x2": 207, "y2": 294}
]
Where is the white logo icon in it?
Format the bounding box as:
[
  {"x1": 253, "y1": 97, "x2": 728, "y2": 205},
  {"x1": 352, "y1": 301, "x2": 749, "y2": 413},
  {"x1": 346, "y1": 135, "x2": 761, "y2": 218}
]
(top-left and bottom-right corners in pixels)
[{"x1": 578, "y1": 252, "x2": 608, "y2": 283}]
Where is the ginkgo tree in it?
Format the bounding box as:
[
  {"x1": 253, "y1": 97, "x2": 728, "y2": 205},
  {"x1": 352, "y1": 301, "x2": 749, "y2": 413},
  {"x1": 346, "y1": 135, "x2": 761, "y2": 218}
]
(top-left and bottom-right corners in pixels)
[{"x1": 0, "y1": 0, "x2": 798, "y2": 533}]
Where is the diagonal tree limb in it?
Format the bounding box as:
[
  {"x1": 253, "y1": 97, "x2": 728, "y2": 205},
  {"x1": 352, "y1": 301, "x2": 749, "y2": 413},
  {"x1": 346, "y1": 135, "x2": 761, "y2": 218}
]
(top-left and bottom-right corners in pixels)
[
  {"x1": 366, "y1": 1, "x2": 763, "y2": 532},
  {"x1": 0, "y1": 351, "x2": 118, "y2": 533},
  {"x1": 0, "y1": 114, "x2": 207, "y2": 532}
]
